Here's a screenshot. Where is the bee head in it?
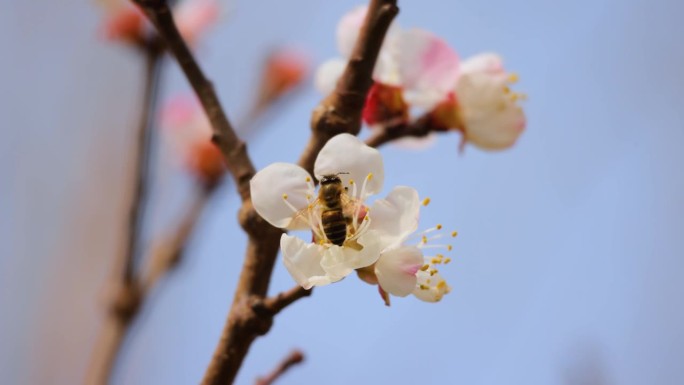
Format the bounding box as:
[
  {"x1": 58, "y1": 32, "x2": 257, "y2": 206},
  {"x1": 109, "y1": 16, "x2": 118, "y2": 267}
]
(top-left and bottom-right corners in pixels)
[{"x1": 320, "y1": 172, "x2": 348, "y2": 185}]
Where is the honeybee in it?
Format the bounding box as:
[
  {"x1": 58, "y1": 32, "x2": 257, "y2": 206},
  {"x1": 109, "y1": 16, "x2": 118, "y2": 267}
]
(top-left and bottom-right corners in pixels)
[{"x1": 318, "y1": 174, "x2": 351, "y2": 246}]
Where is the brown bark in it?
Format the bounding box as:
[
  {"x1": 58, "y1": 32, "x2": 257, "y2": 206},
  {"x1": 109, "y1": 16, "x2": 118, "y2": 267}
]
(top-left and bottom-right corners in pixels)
[{"x1": 255, "y1": 350, "x2": 305, "y2": 385}]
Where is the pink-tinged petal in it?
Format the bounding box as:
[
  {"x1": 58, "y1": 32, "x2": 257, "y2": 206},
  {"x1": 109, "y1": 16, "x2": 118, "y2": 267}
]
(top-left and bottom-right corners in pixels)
[
  {"x1": 250, "y1": 163, "x2": 315, "y2": 229},
  {"x1": 413, "y1": 270, "x2": 451, "y2": 302},
  {"x1": 175, "y1": 0, "x2": 220, "y2": 47},
  {"x1": 465, "y1": 105, "x2": 526, "y2": 150},
  {"x1": 336, "y1": 5, "x2": 368, "y2": 58},
  {"x1": 375, "y1": 246, "x2": 423, "y2": 297},
  {"x1": 281, "y1": 235, "x2": 335, "y2": 289},
  {"x1": 368, "y1": 186, "x2": 420, "y2": 250},
  {"x1": 314, "y1": 134, "x2": 384, "y2": 198},
  {"x1": 397, "y1": 29, "x2": 460, "y2": 109},
  {"x1": 315, "y1": 59, "x2": 346, "y2": 95},
  {"x1": 460, "y1": 53, "x2": 505, "y2": 76}
]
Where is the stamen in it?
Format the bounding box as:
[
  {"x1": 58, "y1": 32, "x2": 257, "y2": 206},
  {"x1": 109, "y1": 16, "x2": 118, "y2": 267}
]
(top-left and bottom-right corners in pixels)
[
  {"x1": 451, "y1": 231, "x2": 458, "y2": 238},
  {"x1": 419, "y1": 284, "x2": 429, "y2": 290},
  {"x1": 358, "y1": 173, "x2": 372, "y2": 199},
  {"x1": 444, "y1": 258, "x2": 452, "y2": 264},
  {"x1": 420, "y1": 264, "x2": 430, "y2": 271},
  {"x1": 305, "y1": 176, "x2": 311, "y2": 182},
  {"x1": 507, "y1": 73, "x2": 519, "y2": 83},
  {"x1": 436, "y1": 224, "x2": 442, "y2": 230},
  {"x1": 447, "y1": 245, "x2": 453, "y2": 251},
  {"x1": 436, "y1": 281, "x2": 447, "y2": 290},
  {"x1": 422, "y1": 197, "x2": 431, "y2": 206}
]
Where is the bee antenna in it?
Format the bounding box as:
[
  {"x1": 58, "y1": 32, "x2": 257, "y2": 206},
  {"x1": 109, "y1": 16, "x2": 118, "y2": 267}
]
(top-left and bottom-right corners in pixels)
[{"x1": 336, "y1": 172, "x2": 350, "y2": 175}]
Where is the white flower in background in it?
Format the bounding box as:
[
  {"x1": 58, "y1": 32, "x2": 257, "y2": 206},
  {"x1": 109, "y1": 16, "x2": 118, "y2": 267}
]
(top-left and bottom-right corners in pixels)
[
  {"x1": 454, "y1": 53, "x2": 527, "y2": 150},
  {"x1": 315, "y1": 5, "x2": 460, "y2": 126},
  {"x1": 251, "y1": 134, "x2": 421, "y2": 289}
]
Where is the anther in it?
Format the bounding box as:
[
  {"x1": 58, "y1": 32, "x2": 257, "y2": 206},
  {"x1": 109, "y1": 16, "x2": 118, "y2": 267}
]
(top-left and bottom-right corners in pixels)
[
  {"x1": 282, "y1": 193, "x2": 288, "y2": 200},
  {"x1": 451, "y1": 231, "x2": 458, "y2": 238},
  {"x1": 366, "y1": 173, "x2": 373, "y2": 180},
  {"x1": 447, "y1": 245, "x2": 453, "y2": 251},
  {"x1": 508, "y1": 73, "x2": 519, "y2": 83},
  {"x1": 419, "y1": 284, "x2": 429, "y2": 290},
  {"x1": 436, "y1": 224, "x2": 442, "y2": 230},
  {"x1": 444, "y1": 258, "x2": 452, "y2": 264},
  {"x1": 422, "y1": 198, "x2": 431, "y2": 206},
  {"x1": 436, "y1": 281, "x2": 447, "y2": 290},
  {"x1": 349, "y1": 180, "x2": 355, "y2": 185},
  {"x1": 420, "y1": 264, "x2": 430, "y2": 271},
  {"x1": 306, "y1": 176, "x2": 311, "y2": 182}
]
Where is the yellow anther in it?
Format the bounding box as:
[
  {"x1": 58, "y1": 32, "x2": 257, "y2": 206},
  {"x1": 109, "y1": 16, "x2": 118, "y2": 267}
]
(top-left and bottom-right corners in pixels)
[
  {"x1": 306, "y1": 176, "x2": 311, "y2": 182},
  {"x1": 447, "y1": 245, "x2": 453, "y2": 251},
  {"x1": 510, "y1": 93, "x2": 520, "y2": 102},
  {"x1": 367, "y1": 173, "x2": 373, "y2": 180},
  {"x1": 421, "y1": 235, "x2": 428, "y2": 244},
  {"x1": 436, "y1": 281, "x2": 447, "y2": 290},
  {"x1": 306, "y1": 194, "x2": 312, "y2": 200},
  {"x1": 431, "y1": 256, "x2": 443, "y2": 264},
  {"x1": 436, "y1": 224, "x2": 443, "y2": 230},
  {"x1": 430, "y1": 269, "x2": 438, "y2": 276},
  {"x1": 451, "y1": 231, "x2": 458, "y2": 238},
  {"x1": 419, "y1": 284, "x2": 429, "y2": 290},
  {"x1": 420, "y1": 264, "x2": 430, "y2": 271},
  {"x1": 444, "y1": 258, "x2": 452, "y2": 264},
  {"x1": 422, "y1": 198, "x2": 431, "y2": 206},
  {"x1": 508, "y1": 72, "x2": 519, "y2": 83},
  {"x1": 282, "y1": 193, "x2": 288, "y2": 200},
  {"x1": 349, "y1": 179, "x2": 355, "y2": 185},
  {"x1": 426, "y1": 279, "x2": 431, "y2": 284},
  {"x1": 503, "y1": 85, "x2": 511, "y2": 94}
]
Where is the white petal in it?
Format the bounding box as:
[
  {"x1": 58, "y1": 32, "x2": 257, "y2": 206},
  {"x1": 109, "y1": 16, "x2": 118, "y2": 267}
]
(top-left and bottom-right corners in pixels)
[
  {"x1": 336, "y1": 5, "x2": 368, "y2": 58},
  {"x1": 461, "y1": 52, "x2": 505, "y2": 76},
  {"x1": 368, "y1": 186, "x2": 420, "y2": 250},
  {"x1": 375, "y1": 246, "x2": 423, "y2": 297},
  {"x1": 396, "y1": 29, "x2": 460, "y2": 109},
  {"x1": 250, "y1": 163, "x2": 314, "y2": 229},
  {"x1": 315, "y1": 58, "x2": 346, "y2": 95},
  {"x1": 314, "y1": 134, "x2": 384, "y2": 198},
  {"x1": 281, "y1": 234, "x2": 336, "y2": 289},
  {"x1": 391, "y1": 133, "x2": 437, "y2": 150},
  {"x1": 465, "y1": 105, "x2": 526, "y2": 150},
  {"x1": 412, "y1": 270, "x2": 450, "y2": 302},
  {"x1": 319, "y1": 230, "x2": 383, "y2": 279}
]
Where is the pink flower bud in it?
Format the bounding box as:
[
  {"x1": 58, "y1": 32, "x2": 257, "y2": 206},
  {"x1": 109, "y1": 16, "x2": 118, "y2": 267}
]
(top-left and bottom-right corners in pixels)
[{"x1": 362, "y1": 83, "x2": 409, "y2": 127}]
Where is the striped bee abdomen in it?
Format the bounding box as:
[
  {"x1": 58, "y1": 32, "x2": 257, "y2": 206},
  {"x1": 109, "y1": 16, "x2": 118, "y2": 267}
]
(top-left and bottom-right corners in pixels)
[{"x1": 322, "y1": 208, "x2": 347, "y2": 246}]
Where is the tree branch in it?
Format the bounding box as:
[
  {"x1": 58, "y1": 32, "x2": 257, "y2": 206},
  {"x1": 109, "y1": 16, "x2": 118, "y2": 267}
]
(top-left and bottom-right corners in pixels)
[
  {"x1": 364, "y1": 113, "x2": 435, "y2": 148},
  {"x1": 255, "y1": 350, "x2": 305, "y2": 385},
  {"x1": 85, "y1": 43, "x2": 163, "y2": 385},
  {"x1": 299, "y1": 0, "x2": 398, "y2": 173},
  {"x1": 133, "y1": 0, "x2": 255, "y2": 200},
  {"x1": 129, "y1": 1, "x2": 400, "y2": 384}
]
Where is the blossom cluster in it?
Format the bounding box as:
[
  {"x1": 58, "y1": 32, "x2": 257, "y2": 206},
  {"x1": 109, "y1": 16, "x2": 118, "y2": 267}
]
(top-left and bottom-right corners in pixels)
[
  {"x1": 316, "y1": 5, "x2": 527, "y2": 151},
  {"x1": 251, "y1": 134, "x2": 456, "y2": 304}
]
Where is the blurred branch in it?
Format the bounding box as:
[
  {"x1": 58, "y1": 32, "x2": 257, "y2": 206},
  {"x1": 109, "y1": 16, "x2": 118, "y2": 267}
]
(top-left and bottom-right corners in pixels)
[
  {"x1": 255, "y1": 350, "x2": 305, "y2": 385},
  {"x1": 85, "y1": 42, "x2": 163, "y2": 385},
  {"x1": 129, "y1": 1, "x2": 399, "y2": 385},
  {"x1": 364, "y1": 113, "x2": 435, "y2": 148},
  {"x1": 133, "y1": 0, "x2": 256, "y2": 201}
]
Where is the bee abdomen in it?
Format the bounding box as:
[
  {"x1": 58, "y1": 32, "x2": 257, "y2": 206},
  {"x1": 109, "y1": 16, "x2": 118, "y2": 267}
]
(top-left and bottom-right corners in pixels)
[{"x1": 322, "y1": 209, "x2": 347, "y2": 246}]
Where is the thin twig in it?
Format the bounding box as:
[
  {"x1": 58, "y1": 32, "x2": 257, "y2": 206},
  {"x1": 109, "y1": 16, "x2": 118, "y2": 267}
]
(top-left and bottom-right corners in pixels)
[
  {"x1": 364, "y1": 113, "x2": 435, "y2": 148},
  {"x1": 255, "y1": 350, "x2": 305, "y2": 385},
  {"x1": 85, "y1": 43, "x2": 163, "y2": 385}
]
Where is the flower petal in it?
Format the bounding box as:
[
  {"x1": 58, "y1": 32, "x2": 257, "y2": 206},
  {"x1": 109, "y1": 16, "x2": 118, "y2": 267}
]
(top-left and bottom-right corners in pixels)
[
  {"x1": 314, "y1": 134, "x2": 384, "y2": 198},
  {"x1": 336, "y1": 5, "x2": 368, "y2": 58},
  {"x1": 175, "y1": 0, "x2": 219, "y2": 47},
  {"x1": 465, "y1": 104, "x2": 526, "y2": 150},
  {"x1": 375, "y1": 246, "x2": 423, "y2": 297},
  {"x1": 314, "y1": 58, "x2": 346, "y2": 95},
  {"x1": 368, "y1": 186, "x2": 420, "y2": 250},
  {"x1": 460, "y1": 52, "x2": 505, "y2": 77},
  {"x1": 320, "y1": 231, "x2": 382, "y2": 280},
  {"x1": 250, "y1": 162, "x2": 314, "y2": 229},
  {"x1": 412, "y1": 270, "x2": 451, "y2": 302},
  {"x1": 281, "y1": 234, "x2": 335, "y2": 289},
  {"x1": 396, "y1": 29, "x2": 460, "y2": 109}
]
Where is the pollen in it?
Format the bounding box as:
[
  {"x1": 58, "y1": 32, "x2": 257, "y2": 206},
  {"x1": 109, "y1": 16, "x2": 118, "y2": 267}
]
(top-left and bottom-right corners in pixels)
[
  {"x1": 419, "y1": 284, "x2": 429, "y2": 290},
  {"x1": 430, "y1": 269, "x2": 438, "y2": 276},
  {"x1": 436, "y1": 224, "x2": 443, "y2": 230},
  {"x1": 431, "y1": 256, "x2": 443, "y2": 264},
  {"x1": 447, "y1": 245, "x2": 453, "y2": 251},
  {"x1": 282, "y1": 193, "x2": 288, "y2": 200},
  {"x1": 305, "y1": 176, "x2": 311, "y2": 182},
  {"x1": 451, "y1": 231, "x2": 458, "y2": 238},
  {"x1": 349, "y1": 179, "x2": 355, "y2": 185},
  {"x1": 436, "y1": 281, "x2": 447, "y2": 290},
  {"x1": 508, "y1": 72, "x2": 519, "y2": 83},
  {"x1": 444, "y1": 258, "x2": 452, "y2": 264},
  {"x1": 367, "y1": 173, "x2": 373, "y2": 180},
  {"x1": 306, "y1": 194, "x2": 312, "y2": 200},
  {"x1": 420, "y1": 264, "x2": 430, "y2": 271},
  {"x1": 421, "y1": 235, "x2": 428, "y2": 244},
  {"x1": 422, "y1": 197, "x2": 431, "y2": 206}
]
